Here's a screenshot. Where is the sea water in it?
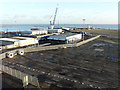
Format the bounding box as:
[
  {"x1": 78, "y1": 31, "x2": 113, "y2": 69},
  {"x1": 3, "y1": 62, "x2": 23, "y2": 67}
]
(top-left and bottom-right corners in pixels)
[{"x1": 0, "y1": 24, "x2": 118, "y2": 32}]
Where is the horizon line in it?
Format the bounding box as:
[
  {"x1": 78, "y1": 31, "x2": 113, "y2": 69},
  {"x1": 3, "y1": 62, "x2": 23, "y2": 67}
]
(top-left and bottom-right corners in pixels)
[{"x1": 0, "y1": 23, "x2": 119, "y2": 25}]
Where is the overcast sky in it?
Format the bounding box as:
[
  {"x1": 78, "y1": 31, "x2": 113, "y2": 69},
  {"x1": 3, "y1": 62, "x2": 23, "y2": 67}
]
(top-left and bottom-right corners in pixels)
[{"x1": 0, "y1": 0, "x2": 118, "y2": 24}]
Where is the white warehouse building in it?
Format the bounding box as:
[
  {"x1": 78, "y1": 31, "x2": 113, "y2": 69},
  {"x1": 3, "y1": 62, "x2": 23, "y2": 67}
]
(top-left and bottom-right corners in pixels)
[
  {"x1": 11, "y1": 37, "x2": 38, "y2": 46},
  {"x1": 21, "y1": 29, "x2": 48, "y2": 36},
  {"x1": 47, "y1": 33, "x2": 82, "y2": 44},
  {"x1": 0, "y1": 37, "x2": 38, "y2": 50},
  {"x1": 48, "y1": 29, "x2": 63, "y2": 34},
  {"x1": 31, "y1": 30, "x2": 48, "y2": 35}
]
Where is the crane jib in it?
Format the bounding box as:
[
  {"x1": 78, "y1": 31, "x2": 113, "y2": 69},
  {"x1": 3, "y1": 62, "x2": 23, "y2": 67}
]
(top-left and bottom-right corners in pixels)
[{"x1": 53, "y1": 7, "x2": 58, "y2": 25}]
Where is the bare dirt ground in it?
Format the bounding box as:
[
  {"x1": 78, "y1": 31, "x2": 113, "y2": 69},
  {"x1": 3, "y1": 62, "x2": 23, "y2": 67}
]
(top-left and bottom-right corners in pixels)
[
  {"x1": 2, "y1": 29, "x2": 119, "y2": 88},
  {"x1": 76, "y1": 29, "x2": 119, "y2": 44}
]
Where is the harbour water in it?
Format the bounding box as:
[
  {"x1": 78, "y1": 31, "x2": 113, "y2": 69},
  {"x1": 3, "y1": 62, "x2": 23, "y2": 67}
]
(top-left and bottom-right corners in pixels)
[{"x1": 0, "y1": 24, "x2": 118, "y2": 32}]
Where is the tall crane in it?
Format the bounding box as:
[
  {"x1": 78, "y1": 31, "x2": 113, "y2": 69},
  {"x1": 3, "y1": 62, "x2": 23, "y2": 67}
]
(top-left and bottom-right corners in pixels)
[{"x1": 50, "y1": 4, "x2": 58, "y2": 29}]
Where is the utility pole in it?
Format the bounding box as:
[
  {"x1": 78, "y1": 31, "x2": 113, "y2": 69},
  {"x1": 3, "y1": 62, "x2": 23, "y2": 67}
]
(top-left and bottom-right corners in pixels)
[
  {"x1": 82, "y1": 19, "x2": 86, "y2": 41},
  {"x1": 6, "y1": 29, "x2": 8, "y2": 37},
  {"x1": 82, "y1": 19, "x2": 86, "y2": 29},
  {"x1": 83, "y1": 32, "x2": 84, "y2": 41}
]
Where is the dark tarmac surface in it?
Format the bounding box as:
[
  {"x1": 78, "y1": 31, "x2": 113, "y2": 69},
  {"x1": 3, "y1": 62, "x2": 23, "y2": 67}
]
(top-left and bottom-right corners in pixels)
[{"x1": 2, "y1": 36, "x2": 119, "y2": 88}]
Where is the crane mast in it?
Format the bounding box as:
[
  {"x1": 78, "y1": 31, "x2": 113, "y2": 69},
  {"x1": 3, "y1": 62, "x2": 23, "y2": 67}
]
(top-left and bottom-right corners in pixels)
[
  {"x1": 50, "y1": 5, "x2": 58, "y2": 29},
  {"x1": 53, "y1": 6, "x2": 58, "y2": 25}
]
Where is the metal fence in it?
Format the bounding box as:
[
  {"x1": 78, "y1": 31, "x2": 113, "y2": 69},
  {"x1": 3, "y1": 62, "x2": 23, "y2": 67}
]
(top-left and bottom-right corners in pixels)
[{"x1": 1, "y1": 65, "x2": 40, "y2": 88}]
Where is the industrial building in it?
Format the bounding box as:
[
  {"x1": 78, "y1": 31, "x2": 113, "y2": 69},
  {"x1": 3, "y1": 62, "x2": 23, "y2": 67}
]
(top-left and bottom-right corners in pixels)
[
  {"x1": 48, "y1": 29, "x2": 63, "y2": 34},
  {"x1": 21, "y1": 29, "x2": 48, "y2": 36},
  {"x1": 31, "y1": 29, "x2": 48, "y2": 35},
  {"x1": 0, "y1": 40, "x2": 15, "y2": 50},
  {"x1": 62, "y1": 27, "x2": 70, "y2": 30},
  {"x1": 47, "y1": 33, "x2": 82, "y2": 44},
  {"x1": 0, "y1": 37, "x2": 38, "y2": 50},
  {"x1": 12, "y1": 37, "x2": 38, "y2": 46}
]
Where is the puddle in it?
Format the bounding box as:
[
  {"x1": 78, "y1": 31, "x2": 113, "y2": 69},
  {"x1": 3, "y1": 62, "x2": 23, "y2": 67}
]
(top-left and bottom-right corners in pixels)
[
  {"x1": 33, "y1": 55, "x2": 39, "y2": 59},
  {"x1": 40, "y1": 53, "x2": 43, "y2": 55},
  {"x1": 109, "y1": 44, "x2": 114, "y2": 47},
  {"x1": 72, "y1": 57, "x2": 76, "y2": 60},
  {"x1": 107, "y1": 57, "x2": 120, "y2": 62},
  {"x1": 48, "y1": 58, "x2": 54, "y2": 61},
  {"x1": 94, "y1": 48, "x2": 104, "y2": 52},
  {"x1": 93, "y1": 43, "x2": 106, "y2": 47},
  {"x1": 69, "y1": 50, "x2": 75, "y2": 54},
  {"x1": 109, "y1": 44, "x2": 118, "y2": 48},
  {"x1": 27, "y1": 64, "x2": 32, "y2": 67}
]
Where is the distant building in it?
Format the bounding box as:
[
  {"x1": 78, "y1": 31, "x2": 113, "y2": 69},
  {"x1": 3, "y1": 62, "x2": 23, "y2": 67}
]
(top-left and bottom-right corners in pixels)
[
  {"x1": 21, "y1": 29, "x2": 48, "y2": 36},
  {"x1": 31, "y1": 29, "x2": 48, "y2": 35},
  {"x1": 48, "y1": 29, "x2": 63, "y2": 34},
  {"x1": 61, "y1": 27, "x2": 70, "y2": 30}
]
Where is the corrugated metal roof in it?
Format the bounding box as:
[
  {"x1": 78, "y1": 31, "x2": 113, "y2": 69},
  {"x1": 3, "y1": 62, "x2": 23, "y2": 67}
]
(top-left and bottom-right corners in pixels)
[
  {"x1": 0, "y1": 38, "x2": 19, "y2": 42},
  {"x1": 47, "y1": 33, "x2": 81, "y2": 40},
  {"x1": 0, "y1": 40, "x2": 14, "y2": 46},
  {"x1": 48, "y1": 33, "x2": 77, "y2": 38},
  {"x1": 12, "y1": 37, "x2": 35, "y2": 40}
]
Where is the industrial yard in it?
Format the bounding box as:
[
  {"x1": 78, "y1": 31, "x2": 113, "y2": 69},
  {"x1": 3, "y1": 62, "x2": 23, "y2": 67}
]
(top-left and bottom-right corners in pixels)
[
  {"x1": 1, "y1": 29, "x2": 119, "y2": 89},
  {"x1": 0, "y1": 3, "x2": 119, "y2": 89}
]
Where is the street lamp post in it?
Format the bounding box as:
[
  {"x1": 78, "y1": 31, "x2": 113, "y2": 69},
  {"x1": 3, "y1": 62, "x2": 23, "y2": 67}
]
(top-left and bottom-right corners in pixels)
[
  {"x1": 82, "y1": 19, "x2": 86, "y2": 29},
  {"x1": 82, "y1": 19, "x2": 86, "y2": 41}
]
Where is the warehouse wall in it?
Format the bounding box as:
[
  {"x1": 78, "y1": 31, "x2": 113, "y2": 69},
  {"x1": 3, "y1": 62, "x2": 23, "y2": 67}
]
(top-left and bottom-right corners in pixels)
[
  {"x1": 66, "y1": 34, "x2": 82, "y2": 43},
  {"x1": 18, "y1": 39, "x2": 38, "y2": 47},
  {"x1": 48, "y1": 29, "x2": 62, "y2": 33},
  {"x1": 32, "y1": 30, "x2": 48, "y2": 35}
]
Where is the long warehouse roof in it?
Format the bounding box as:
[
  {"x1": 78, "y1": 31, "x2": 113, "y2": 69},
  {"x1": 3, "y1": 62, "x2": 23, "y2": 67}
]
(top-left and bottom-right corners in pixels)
[
  {"x1": 48, "y1": 33, "x2": 79, "y2": 38},
  {"x1": 0, "y1": 40, "x2": 14, "y2": 46},
  {"x1": 47, "y1": 33, "x2": 81, "y2": 40},
  {"x1": 0, "y1": 38, "x2": 19, "y2": 42}
]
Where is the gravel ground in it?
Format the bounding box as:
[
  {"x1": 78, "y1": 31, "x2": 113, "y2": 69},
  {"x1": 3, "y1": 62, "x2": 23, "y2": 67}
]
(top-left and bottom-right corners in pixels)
[
  {"x1": 3, "y1": 38, "x2": 119, "y2": 88},
  {"x1": 2, "y1": 29, "x2": 119, "y2": 88}
]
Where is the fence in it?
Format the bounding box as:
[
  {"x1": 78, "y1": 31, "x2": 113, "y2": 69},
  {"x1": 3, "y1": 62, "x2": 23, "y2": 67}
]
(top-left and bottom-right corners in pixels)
[{"x1": 1, "y1": 65, "x2": 40, "y2": 88}]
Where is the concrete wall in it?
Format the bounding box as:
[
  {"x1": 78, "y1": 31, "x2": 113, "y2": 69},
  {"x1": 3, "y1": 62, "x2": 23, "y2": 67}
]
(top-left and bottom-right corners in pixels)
[
  {"x1": 1, "y1": 65, "x2": 40, "y2": 87},
  {"x1": 76, "y1": 35, "x2": 101, "y2": 46}
]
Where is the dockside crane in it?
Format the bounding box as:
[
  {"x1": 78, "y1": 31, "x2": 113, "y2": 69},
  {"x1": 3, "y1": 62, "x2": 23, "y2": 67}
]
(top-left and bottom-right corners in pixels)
[{"x1": 49, "y1": 4, "x2": 58, "y2": 29}]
